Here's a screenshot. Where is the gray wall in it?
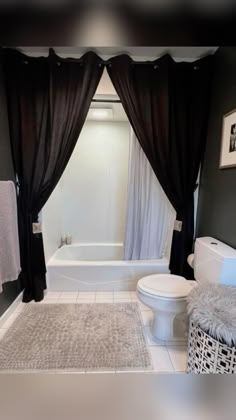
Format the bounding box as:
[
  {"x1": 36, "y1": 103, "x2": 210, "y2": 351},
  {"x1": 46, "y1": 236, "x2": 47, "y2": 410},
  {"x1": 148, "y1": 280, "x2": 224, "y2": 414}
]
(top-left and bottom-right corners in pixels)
[
  {"x1": 197, "y1": 47, "x2": 236, "y2": 248},
  {"x1": 0, "y1": 58, "x2": 20, "y2": 315},
  {"x1": 0, "y1": 60, "x2": 14, "y2": 181}
]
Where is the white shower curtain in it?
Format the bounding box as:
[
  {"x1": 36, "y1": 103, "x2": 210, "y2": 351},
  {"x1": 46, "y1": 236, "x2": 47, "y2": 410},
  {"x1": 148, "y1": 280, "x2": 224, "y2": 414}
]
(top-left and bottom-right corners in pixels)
[{"x1": 124, "y1": 130, "x2": 176, "y2": 260}]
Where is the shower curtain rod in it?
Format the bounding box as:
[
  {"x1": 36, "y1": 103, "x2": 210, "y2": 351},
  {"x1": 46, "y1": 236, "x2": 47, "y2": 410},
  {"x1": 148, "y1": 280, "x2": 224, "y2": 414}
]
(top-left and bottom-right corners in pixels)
[
  {"x1": 91, "y1": 99, "x2": 121, "y2": 103},
  {"x1": 10, "y1": 49, "x2": 169, "y2": 66}
]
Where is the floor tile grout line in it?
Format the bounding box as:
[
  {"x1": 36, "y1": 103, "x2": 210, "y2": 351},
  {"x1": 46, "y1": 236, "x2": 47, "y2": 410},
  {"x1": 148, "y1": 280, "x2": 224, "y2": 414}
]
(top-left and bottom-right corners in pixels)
[
  {"x1": 149, "y1": 346, "x2": 175, "y2": 373},
  {"x1": 165, "y1": 346, "x2": 176, "y2": 373},
  {"x1": 166, "y1": 344, "x2": 188, "y2": 348},
  {"x1": 166, "y1": 344, "x2": 188, "y2": 373},
  {"x1": 45, "y1": 292, "x2": 62, "y2": 298}
]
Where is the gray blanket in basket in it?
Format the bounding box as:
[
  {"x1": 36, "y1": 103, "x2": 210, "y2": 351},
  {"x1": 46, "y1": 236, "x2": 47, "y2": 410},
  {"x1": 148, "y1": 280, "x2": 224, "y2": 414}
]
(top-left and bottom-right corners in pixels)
[{"x1": 187, "y1": 284, "x2": 236, "y2": 347}]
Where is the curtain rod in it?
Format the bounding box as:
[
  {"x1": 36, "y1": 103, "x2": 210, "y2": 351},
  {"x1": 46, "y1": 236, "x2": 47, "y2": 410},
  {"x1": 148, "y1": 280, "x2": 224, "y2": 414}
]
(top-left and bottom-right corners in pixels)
[
  {"x1": 4, "y1": 48, "x2": 211, "y2": 67},
  {"x1": 3, "y1": 48, "x2": 173, "y2": 65},
  {"x1": 91, "y1": 99, "x2": 121, "y2": 104}
]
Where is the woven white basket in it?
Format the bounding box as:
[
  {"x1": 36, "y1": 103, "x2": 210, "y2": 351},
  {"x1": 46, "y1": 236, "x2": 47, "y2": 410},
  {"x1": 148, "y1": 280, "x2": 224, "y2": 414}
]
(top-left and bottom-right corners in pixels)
[{"x1": 187, "y1": 319, "x2": 236, "y2": 374}]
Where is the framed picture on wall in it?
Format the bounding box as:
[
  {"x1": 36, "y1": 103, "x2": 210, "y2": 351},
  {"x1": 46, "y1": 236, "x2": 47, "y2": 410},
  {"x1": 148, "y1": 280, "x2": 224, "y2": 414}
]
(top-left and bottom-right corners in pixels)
[{"x1": 220, "y1": 109, "x2": 236, "y2": 168}]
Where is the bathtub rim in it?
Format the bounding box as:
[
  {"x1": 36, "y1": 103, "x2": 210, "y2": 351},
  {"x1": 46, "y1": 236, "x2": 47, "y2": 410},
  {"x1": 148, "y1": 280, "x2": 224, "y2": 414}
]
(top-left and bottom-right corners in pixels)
[{"x1": 47, "y1": 242, "x2": 170, "y2": 268}]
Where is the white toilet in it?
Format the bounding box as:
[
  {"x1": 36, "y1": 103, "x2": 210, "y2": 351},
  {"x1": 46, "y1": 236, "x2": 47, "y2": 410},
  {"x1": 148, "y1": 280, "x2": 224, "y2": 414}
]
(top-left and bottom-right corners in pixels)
[{"x1": 137, "y1": 237, "x2": 236, "y2": 342}]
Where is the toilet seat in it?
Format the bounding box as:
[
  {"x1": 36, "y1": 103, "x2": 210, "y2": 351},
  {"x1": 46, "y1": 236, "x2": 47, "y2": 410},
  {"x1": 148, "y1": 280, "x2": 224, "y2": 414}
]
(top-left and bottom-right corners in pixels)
[
  {"x1": 138, "y1": 288, "x2": 186, "y2": 302},
  {"x1": 137, "y1": 274, "x2": 192, "y2": 299}
]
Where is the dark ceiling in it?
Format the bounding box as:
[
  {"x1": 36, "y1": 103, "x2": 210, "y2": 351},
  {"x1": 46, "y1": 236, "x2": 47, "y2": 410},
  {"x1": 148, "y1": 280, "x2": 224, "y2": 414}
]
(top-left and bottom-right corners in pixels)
[{"x1": 0, "y1": 3, "x2": 236, "y2": 45}]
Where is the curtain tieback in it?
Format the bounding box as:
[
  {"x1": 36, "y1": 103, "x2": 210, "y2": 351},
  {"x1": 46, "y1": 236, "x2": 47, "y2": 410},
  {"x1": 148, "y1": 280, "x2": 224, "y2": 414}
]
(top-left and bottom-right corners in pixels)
[
  {"x1": 174, "y1": 220, "x2": 183, "y2": 232},
  {"x1": 32, "y1": 223, "x2": 42, "y2": 234}
]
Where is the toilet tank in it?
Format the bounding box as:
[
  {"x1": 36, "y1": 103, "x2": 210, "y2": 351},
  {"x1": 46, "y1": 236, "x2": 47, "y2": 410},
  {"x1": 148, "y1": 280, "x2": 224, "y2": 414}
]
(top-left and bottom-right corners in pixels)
[{"x1": 194, "y1": 237, "x2": 236, "y2": 286}]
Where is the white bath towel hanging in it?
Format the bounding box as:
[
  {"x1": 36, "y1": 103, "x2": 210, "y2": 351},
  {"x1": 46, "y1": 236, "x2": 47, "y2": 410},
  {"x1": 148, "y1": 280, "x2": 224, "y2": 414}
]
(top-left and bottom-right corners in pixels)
[{"x1": 0, "y1": 181, "x2": 21, "y2": 292}]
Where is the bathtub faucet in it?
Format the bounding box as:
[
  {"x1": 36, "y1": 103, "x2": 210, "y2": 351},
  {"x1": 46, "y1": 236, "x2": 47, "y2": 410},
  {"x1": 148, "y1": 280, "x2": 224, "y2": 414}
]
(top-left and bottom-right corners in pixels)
[
  {"x1": 59, "y1": 234, "x2": 67, "y2": 248},
  {"x1": 59, "y1": 233, "x2": 72, "y2": 247}
]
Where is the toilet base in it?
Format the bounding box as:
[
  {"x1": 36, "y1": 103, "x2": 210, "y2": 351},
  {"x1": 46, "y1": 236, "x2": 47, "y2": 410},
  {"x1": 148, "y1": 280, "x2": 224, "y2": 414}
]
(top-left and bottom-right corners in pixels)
[{"x1": 151, "y1": 311, "x2": 188, "y2": 342}]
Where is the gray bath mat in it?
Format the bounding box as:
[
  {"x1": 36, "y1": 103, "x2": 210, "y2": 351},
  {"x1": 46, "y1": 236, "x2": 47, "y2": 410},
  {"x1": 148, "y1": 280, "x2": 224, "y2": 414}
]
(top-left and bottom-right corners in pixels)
[{"x1": 0, "y1": 303, "x2": 152, "y2": 372}]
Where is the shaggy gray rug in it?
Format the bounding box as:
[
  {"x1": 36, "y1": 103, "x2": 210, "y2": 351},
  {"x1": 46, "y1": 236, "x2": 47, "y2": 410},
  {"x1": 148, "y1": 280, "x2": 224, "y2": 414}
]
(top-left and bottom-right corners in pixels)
[{"x1": 0, "y1": 303, "x2": 152, "y2": 372}]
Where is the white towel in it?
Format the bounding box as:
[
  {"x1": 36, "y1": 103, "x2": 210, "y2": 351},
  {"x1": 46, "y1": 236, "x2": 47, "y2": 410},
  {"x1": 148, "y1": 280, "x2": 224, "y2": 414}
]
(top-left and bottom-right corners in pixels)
[{"x1": 0, "y1": 181, "x2": 21, "y2": 292}]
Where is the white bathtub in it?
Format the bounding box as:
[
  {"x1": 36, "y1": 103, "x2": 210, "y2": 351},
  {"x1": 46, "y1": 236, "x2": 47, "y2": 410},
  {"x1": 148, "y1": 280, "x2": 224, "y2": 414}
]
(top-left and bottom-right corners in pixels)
[{"x1": 47, "y1": 243, "x2": 170, "y2": 292}]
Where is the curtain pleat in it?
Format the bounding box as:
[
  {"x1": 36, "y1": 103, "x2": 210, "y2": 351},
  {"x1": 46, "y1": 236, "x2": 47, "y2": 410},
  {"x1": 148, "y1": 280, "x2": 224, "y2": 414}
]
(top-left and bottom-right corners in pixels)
[
  {"x1": 107, "y1": 54, "x2": 213, "y2": 278},
  {"x1": 3, "y1": 49, "x2": 104, "y2": 301}
]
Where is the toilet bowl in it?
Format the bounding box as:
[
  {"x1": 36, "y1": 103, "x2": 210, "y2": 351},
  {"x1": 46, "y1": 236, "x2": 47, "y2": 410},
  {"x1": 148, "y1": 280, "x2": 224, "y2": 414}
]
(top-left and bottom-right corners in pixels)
[{"x1": 137, "y1": 274, "x2": 194, "y2": 342}]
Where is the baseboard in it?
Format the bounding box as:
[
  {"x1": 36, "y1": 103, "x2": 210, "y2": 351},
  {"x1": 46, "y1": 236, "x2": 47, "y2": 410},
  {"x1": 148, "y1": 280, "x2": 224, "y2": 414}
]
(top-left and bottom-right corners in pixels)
[{"x1": 0, "y1": 291, "x2": 23, "y2": 324}]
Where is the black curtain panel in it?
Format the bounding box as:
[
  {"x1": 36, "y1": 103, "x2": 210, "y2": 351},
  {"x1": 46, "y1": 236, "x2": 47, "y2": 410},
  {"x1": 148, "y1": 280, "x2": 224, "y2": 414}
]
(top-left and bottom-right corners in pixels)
[
  {"x1": 107, "y1": 54, "x2": 213, "y2": 278},
  {"x1": 4, "y1": 49, "x2": 104, "y2": 302}
]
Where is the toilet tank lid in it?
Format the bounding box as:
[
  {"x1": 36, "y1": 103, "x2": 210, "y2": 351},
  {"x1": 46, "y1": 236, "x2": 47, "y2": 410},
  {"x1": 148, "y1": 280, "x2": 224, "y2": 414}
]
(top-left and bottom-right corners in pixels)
[{"x1": 196, "y1": 237, "x2": 236, "y2": 260}]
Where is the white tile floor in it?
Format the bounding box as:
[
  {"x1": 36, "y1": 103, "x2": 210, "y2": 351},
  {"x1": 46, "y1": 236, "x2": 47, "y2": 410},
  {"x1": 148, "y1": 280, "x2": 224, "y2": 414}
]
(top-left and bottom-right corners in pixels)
[{"x1": 0, "y1": 292, "x2": 188, "y2": 374}]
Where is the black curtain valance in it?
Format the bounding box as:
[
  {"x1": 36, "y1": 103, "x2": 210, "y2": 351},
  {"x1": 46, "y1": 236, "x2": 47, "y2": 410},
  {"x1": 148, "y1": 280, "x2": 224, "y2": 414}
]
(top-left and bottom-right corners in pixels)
[
  {"x1": 107, "y1": 53, "x2": 214, "y2": 278},
  {"x1": 3, "y1": 48, "x2": 104, "y2": 302}
]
